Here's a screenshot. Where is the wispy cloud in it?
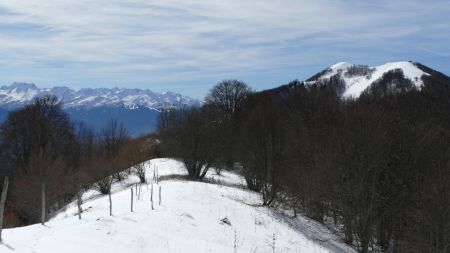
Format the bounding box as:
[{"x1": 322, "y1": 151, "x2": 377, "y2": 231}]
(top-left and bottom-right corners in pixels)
[{"x1": 0, "y1": 0, "x2": 448, "y2": 97}]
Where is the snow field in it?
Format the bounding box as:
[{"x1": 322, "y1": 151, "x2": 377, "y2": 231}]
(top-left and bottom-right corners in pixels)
[{"x1": 2, "y1": 159, "x2": 353, "y2": 253}]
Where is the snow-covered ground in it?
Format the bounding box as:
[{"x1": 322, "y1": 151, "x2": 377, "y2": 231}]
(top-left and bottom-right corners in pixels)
[{"x1": 1, "y1": 158, "x2": 355, "y2": 253}]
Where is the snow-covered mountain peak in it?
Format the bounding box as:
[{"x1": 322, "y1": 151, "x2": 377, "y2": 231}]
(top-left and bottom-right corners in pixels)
[
  {"x1": 310, "y1": 61, "x2": 430, "y2": 98},
  {"x1": 5, "y1": 82, "x2": 38, "y2": 91},
  {"x1": 0, "y1": 82, "x2": 39, "y2": 103}
]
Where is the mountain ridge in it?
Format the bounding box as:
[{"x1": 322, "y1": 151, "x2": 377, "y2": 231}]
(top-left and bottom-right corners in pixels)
[
  {"x1": 0, "y1": 83, "x2": 200, "y2": 110},
  {"x1": 0, "y1": 83, "x2": 200, "y2": 136}
]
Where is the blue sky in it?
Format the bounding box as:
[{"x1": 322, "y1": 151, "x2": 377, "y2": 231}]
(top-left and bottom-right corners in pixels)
[{"x1": 0, "y1": 0, "x2": 449, "y2": 98}]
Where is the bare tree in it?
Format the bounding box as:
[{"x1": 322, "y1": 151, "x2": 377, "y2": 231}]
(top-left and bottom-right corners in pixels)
[
  {"x1": 95, "y1": 175, "x2": 113, "y2": 195},
  {"x1": 158, "y1": 107, "x2": 218, "y2": 180},
  {"x1": 102, "y1": 119, "x2": 129, "y2": 182},
  {"x1": 93, "y1": 120, "x2": 129, "y2": 194},
  {"x1": 0, "y1": 96, "x2": 78, "y2": 224},
  {"x1": 205, "y1": 79, "x2": 252, "y2": 119},
  {"x1": 205, "y1": 80, "x2": 253, "y2": 172},
  {"x1": 133, "y1": 162, "x2": 146, "y2": 183},
  {"x1": 238, "y1": 94, "x2": 287, "y2": 205}
]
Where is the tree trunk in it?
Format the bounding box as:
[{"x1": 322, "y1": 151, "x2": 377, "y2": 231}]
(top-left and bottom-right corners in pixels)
[
  {"x1": 41, "y1": 182, "x2": 46, "y2": 225},
  {"x1": 199, "y1": 165, "x2": 209, "y2": 180},
  {"x1": 0, "y1": 176, "x2": 10, "y2": 241}
]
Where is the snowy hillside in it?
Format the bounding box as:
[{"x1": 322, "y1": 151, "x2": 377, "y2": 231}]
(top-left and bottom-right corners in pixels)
[
  {"x1": 2, "y1": 159, "x2": 355, "y2": 253},
  {"x1": 0, "y1": 83, "x2": 199, "y2": 110},
  {"x1": 308, "y1": 61, "x2": 430, "y2": 98}
]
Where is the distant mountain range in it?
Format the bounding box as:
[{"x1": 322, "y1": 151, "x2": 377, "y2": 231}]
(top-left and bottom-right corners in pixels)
[
  {"x1": 0, "y1": 83, "x2": 199, "y2": 110},
  {"x1": 0, "y1": 84, "x2": 200, "y2": 136}
]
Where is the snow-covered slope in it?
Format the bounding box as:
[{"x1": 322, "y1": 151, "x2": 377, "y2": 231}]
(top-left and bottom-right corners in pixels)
[
  {"x1": 0, "y1": 83, "x2": 199, "y2": 110},
  {"x1": 308, "y1": 61, "x2": 430, "y2": 98},
  {"x1": 2, "y1": 159, "x2": 355, "y2": 253}
]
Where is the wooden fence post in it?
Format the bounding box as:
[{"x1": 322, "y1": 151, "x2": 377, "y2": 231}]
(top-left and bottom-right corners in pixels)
[
  {"x1": 41, "y1": 182, "x2": 46, "y2": 225},
  {"x1": 77, "y1": 184, "x2": 82, "y2": 220},
  {"x1": 131, "y1": 188, "x2": 134, "y2": 212},
  {"x1": 151, "y1": 183, "x2": 154, "y2": 210},
  {"x1": 109, "y1": 191, "x2": 112, "y2": 216},
  {"x1": 159, "y1": 186, "x2": 161, "y2": 206},
  {"x1": 0, "y1": 176, "x2": 10, "y2": 241}
]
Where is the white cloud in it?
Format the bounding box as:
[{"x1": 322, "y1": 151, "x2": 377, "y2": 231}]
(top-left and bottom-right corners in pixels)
[{"x1": 0, "y1": 0, "x2": 448, "y2": 94}]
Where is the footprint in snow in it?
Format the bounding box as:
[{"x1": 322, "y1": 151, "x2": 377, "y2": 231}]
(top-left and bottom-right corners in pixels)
[{"x1": 180, "y1": 213, "x2": 194, "y2": 219}]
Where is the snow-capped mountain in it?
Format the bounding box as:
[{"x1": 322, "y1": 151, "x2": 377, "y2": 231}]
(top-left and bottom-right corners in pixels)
[
  {"x1": 306, "y1": 61, "x2": 432, "y2": 97},
  {"x1": 0, "y1": 83, "x2": 199, "y2": 110},
  {"x1": 0, "y1": 84, "x2": 200, "y2": 136}
]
